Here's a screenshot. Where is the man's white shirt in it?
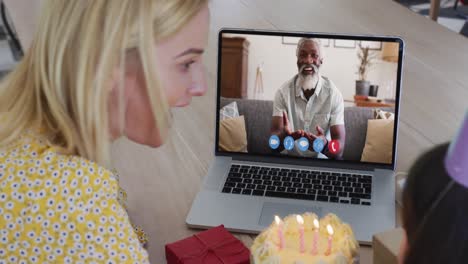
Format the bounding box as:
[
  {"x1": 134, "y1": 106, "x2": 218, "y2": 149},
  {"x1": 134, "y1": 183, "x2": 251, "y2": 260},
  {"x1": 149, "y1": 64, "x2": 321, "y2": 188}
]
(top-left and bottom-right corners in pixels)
[{"x1": 272, "y1": 74, "x2": 345, "y2": 157}]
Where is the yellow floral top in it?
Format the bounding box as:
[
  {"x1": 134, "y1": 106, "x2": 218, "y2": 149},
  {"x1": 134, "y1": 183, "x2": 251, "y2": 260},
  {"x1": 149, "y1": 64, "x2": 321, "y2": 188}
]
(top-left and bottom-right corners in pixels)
[{"x1": 0, "y1": 130, "x2": 149, "y2": 263}]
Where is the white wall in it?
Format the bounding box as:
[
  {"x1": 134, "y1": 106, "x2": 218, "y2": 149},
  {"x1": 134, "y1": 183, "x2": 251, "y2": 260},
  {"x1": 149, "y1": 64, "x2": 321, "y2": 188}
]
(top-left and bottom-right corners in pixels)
[
  {"x1": 4, "y1": 0, "x2": 44, "y2": 50},
  {"x1": 224, "y1": 34, "x2": 398, "y2": 102}
]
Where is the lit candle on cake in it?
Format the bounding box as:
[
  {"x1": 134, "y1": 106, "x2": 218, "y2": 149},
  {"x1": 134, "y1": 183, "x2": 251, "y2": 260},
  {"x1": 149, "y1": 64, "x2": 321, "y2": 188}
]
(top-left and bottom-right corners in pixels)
[
  {"x1": 312, "y1": 218, "x2": 319, "y2": 255},
  {"x1": 274, "y1": 215, "x2": 285, "y2": 249},
  {"x1": 326, "y1": 224, "x2": 334, "y2": 255},
  {"x1": 296, "y1": 215, "x2": 305, "y2": 253},
  {"x1": 251, "y1": 213, "x2": 360, "y2": 264}
]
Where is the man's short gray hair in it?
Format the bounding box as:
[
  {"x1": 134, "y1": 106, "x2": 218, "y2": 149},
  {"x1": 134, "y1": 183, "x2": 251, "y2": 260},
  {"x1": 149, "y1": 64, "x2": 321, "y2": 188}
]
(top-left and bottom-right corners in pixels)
[{"x1": 296, "y1": 38, "x2": 323, "y2": 58}]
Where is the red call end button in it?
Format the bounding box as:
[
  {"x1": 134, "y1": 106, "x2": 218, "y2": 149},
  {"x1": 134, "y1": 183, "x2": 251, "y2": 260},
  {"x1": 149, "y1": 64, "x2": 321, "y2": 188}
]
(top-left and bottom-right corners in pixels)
[{"x1": 328, "y1": 140, "x2": 340, "y2": 154}]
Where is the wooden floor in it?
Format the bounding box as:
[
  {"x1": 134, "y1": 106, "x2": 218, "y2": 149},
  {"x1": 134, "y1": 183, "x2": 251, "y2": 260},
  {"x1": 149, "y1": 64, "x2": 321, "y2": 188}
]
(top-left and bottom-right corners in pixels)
[{"x1": 110, "y1": 1, "x2": 468, "y2": 263}]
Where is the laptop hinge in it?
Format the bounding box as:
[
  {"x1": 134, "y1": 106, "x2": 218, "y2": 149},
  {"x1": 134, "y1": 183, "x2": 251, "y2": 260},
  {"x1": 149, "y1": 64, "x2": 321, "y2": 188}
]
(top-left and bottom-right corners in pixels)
[{"x1": 230, "y1": 154, "x2": 377, "y2": 171}]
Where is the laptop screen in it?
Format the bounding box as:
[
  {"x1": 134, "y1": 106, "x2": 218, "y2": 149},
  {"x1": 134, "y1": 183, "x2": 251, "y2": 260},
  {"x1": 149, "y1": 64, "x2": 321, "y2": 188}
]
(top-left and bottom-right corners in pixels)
[{"x1": 216, "y1": 29, "x2": 403, "y2": 167}]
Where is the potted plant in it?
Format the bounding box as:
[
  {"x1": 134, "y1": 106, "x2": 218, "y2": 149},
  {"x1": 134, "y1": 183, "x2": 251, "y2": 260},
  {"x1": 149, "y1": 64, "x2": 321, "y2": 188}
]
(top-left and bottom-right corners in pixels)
[{"x1": 356, "y1": 46, "x2": 377, "y2": 96}]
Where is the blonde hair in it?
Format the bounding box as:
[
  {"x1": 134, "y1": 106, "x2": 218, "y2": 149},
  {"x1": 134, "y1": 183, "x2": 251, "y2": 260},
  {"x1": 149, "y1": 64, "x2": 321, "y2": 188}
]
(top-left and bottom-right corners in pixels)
[{"x1": 0, "y1": 0, "x2": 208, "y2": 166}]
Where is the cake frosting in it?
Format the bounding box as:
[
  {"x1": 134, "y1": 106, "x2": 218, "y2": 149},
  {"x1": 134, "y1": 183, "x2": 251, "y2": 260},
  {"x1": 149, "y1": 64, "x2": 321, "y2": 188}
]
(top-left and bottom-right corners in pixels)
[{"x1": 251, "y1": 213, "x2": 359, "y2": 264}]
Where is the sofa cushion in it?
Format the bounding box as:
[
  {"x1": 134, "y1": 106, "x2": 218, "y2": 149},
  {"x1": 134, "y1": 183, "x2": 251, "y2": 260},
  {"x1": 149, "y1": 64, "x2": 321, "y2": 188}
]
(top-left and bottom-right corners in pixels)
[
  {"x1": 361, "y1": 119, "x2": 394, "y2": 164},
  {"x1": 220, "y1": 101, "x2": 239, "y2": 120},
  {"x1": 219, "y1": 116, "x2": 248, "y2": 152},
  {"x1": 221, "y1": 98, "x2": 273, "y2": 154},
  {"x1": 342, "y1": 107, "x2": 375, "y2": 161},
  {"x1": 343, "y1": 107, "x2": 394, "y2": 161}
]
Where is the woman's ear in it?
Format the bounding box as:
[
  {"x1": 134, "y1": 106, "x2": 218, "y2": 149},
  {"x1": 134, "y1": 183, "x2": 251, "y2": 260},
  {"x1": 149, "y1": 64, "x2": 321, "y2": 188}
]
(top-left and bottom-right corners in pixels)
[
  {"x1": 107, "y1": 67, "x2": 125, "y2": 140},
  {"x1": 109, "y1": 49, "x2": 140, "y2": 93},
  {"x1": 108, "y1": 64, "x2": 133, "y2": 140},
  {"x1": 108, "y1": 68, "x2": 121, "y2": 92},
  {"x1": 398, "y1": 230, "x2": 408, "y2": 264}
]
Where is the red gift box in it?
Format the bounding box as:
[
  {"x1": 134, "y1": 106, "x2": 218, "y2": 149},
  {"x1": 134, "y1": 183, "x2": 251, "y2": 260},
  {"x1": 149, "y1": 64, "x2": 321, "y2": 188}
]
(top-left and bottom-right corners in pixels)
[{"x1": 165, "y1": 225, "x2": 250, "y2": 264}]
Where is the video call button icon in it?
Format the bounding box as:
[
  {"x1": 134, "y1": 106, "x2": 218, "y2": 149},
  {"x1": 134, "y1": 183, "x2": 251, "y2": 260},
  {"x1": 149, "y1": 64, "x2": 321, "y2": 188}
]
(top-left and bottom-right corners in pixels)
[
  {"x1": 312, "y1": 138, "x2": 325, "y2": 153},
  {"x1": 298, "y1": 137, "x2": 309, "y2": 152},
  {"x1": 328, "y1": 139, "x2": 340, "y2": 155},
  {"x1": 283, "y1": 136, "x2": 294, "y2": 151},
  {"x1": 269, "y1": 135, "x2": 280, "y2": 150}
]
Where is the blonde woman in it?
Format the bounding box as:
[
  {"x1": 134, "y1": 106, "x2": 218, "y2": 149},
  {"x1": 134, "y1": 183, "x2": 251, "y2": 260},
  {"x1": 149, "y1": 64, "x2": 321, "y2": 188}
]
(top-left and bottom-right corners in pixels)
[{"x1": 0, "y1": 0, "x2": 209, "y2": 262}]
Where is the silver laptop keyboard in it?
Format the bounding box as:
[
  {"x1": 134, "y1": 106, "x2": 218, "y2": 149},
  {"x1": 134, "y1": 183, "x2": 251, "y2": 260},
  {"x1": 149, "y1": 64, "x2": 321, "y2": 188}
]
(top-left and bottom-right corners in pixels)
[{"x1": 222, "y1": 164, "x2": 372, "y2": 206}]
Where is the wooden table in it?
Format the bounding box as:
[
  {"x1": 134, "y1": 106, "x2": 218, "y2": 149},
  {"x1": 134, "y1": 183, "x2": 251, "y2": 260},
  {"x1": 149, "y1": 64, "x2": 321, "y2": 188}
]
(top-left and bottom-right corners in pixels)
[
  {"x1": 6, "y1": 0, "x2": 467, "y2": 263},
  {"x1": 110, "y1": 1, "x2": 468, "y2": 263},
  {"x1": 347, "y1": 96, "x2": 396, "y2": 108}
]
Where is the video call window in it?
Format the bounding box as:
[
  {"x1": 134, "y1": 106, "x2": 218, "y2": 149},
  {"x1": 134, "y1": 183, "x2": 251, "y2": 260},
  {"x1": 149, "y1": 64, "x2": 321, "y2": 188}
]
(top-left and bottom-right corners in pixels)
[{"x1": 217, "y1": 32, "x2": 401, "y2": 165}]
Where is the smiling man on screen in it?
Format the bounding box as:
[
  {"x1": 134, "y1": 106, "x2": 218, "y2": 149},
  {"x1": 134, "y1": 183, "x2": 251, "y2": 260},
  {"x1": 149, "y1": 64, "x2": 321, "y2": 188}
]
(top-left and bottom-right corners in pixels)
[{"x1": 270, "y1": 38, "x2": 346, "y2": 159}]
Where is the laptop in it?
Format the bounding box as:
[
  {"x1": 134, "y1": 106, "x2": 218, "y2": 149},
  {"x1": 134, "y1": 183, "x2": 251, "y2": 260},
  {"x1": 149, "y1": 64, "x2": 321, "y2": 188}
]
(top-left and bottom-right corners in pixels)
[{"x1": 187, "y1": 28, "x2": 404, "y2": 244}]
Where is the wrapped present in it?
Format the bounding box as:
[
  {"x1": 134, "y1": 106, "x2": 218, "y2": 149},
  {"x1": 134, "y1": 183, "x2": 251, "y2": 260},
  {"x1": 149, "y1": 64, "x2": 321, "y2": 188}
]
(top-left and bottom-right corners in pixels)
[{"x1": 165, "y1": 225, "x2": 250, "y2": 264}]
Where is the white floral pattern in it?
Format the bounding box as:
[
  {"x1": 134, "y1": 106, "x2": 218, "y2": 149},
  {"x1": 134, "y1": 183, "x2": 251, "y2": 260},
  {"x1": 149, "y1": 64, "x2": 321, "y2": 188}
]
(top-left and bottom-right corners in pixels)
[{"x1": 0, "y1": 132, "x2": 149, "y2": 263}]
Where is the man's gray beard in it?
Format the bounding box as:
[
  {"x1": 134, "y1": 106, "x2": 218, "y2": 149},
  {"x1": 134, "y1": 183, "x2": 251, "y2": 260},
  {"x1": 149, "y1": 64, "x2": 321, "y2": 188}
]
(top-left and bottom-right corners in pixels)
[{"x1": 298, "y1": 73, "x2": 319, "y2": 90}]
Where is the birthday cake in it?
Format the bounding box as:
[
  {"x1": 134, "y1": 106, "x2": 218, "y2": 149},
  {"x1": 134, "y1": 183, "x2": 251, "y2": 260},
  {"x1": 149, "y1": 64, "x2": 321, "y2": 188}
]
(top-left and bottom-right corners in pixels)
[{"x1": 251, "y1": 213, "x2": 359, "y2": 264}]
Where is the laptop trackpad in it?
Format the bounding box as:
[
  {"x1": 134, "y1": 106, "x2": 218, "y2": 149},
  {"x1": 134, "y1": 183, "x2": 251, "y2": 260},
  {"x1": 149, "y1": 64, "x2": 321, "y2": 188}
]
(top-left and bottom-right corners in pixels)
[{"x1": 258, "y1": 202, "x2": 324, "y2": 226}]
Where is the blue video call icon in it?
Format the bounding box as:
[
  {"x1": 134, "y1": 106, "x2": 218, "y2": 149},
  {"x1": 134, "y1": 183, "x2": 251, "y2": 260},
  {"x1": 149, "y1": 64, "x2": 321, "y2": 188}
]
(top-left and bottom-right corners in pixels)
[
  {"x1": 313, "y1": 138, "x2": 325, "y2": 153},
  {"x1": 283, "y1": 136, "x2": 294, "y2": 151},
  {"x1": 269, "y1": 135, "x2": 280, "y2": 149},
  {"x1": 298, "y1": 137, "x2": 309, "y2": 151}
]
